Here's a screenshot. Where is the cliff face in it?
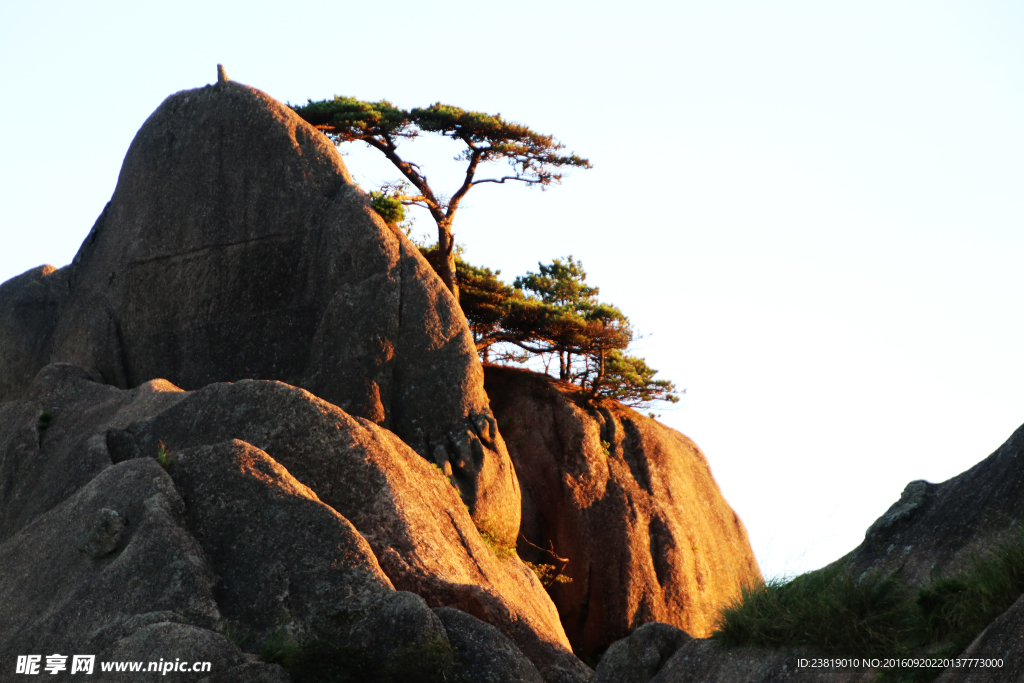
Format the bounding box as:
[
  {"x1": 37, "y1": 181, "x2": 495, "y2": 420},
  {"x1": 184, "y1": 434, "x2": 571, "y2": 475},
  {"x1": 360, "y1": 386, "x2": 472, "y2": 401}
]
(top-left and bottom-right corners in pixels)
[
  {"x1": 484, "y1": 366, "x2": 761, "y2": 658},
  {"x1": 0, "y1": 78, "x2": 519, "y2": 542}
]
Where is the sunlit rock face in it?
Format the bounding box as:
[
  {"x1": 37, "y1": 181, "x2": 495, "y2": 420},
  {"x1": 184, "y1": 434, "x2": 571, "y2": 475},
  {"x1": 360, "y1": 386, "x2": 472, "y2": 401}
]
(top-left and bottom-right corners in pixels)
[
  {"x1": 0, "y1": 365, "x2": 587, "y2": 683},
  {"x1": 484, "y1": 365, "x2": 762, "y2": 659},
  {"x1": 0, "y1": 78, "x2": 519, "y2": 540}
]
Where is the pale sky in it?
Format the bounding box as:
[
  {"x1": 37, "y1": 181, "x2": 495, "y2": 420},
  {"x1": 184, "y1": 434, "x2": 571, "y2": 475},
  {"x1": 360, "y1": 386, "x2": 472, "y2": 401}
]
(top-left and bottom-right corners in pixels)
[{"x1": 2, "y1": 0, "x2": 1023, "y2": 580}]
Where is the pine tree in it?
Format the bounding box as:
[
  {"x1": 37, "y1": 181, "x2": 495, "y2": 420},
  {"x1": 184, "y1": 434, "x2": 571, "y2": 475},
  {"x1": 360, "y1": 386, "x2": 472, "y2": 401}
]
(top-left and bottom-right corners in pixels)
[{"x1": 292, "y1": 97, "x2": 590, "y2": 303}]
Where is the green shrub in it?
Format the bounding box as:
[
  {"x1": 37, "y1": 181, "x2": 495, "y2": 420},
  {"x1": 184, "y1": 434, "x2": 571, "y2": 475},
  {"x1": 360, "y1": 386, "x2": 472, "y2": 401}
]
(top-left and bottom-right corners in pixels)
[
  {"x1": 369, "y1": 192, "x2": 406, "y2": 225},
  {"x1": 525, "y1": 561, "x2": 572, "y2": 587}
]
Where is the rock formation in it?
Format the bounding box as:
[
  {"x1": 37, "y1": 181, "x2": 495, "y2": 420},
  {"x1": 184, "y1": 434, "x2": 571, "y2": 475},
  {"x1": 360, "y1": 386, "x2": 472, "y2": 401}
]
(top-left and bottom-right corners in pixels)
[
  {"x1": 0, "y1": 364, "x2": 587, "y2": 682},
  {"x1": 0, "y1": 77, "x2": 519, "y2": 541},
  {"x1": 0, "y1": 73, "x2": 767, "y2": 683},
  {"x1": 484, "y1": 366, "x2": 761, "y2": 658},
  {"x1": 841, "y1": 422, "x2": 1024, "y2": 586}
]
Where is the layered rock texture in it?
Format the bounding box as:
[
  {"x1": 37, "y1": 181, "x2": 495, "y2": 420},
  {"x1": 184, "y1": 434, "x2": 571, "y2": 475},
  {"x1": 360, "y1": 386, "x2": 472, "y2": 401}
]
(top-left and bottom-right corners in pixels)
[
  {"x1": 485, "y1": 366, "x2": 761, "y2": 658},
  {"x1": 0, "y1": 78, "x2": 518, "y2": 539}
]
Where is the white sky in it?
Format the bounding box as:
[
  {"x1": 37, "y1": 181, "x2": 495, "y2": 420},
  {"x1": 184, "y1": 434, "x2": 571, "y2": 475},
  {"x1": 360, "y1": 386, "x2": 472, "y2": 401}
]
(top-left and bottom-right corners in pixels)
[{"x1": 2, "y1": 0, "x2": 1023, "y2": 580}]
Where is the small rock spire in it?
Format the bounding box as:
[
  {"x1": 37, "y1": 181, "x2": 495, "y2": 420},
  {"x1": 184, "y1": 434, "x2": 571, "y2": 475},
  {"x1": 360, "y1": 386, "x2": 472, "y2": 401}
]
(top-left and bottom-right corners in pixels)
[{"x1": 217, "y1": 64, "x2": 229, "y2": 83}]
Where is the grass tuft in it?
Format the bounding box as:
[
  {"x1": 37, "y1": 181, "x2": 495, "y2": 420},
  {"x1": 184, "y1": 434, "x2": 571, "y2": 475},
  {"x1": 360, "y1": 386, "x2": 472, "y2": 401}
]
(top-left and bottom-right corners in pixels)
[
  {"x1": 713, "y1": 530, "x2": 1024, "y2": 682},
  {"x1": 475, "y1": 518, "x2": 517, "y2": 560},
  {"x1": 713, "y1": 565, "x2": 918, "y2": 654},
  {"x1": 156, "y1": 441, "x2": 174, "y2": 469}
]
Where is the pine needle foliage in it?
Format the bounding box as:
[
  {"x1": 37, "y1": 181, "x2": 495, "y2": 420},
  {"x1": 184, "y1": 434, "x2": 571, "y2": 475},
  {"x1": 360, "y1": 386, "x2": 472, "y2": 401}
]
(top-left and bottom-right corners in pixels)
[
  {"x1": 421, "y1": 249, "x2": 680, "y2": 408},
  {"x1": 291, "y1": 95, "x2": 590, "y2": 301}
]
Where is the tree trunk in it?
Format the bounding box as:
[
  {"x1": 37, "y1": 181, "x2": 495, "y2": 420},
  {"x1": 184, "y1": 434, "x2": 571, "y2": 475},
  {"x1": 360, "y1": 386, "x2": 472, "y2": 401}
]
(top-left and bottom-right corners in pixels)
[
  {"x1": 593, "y1": 348, "x2": 606, "y2": 397},
  {"x1": 437, "y1": 224, "x2": 460, "y2": 305}
]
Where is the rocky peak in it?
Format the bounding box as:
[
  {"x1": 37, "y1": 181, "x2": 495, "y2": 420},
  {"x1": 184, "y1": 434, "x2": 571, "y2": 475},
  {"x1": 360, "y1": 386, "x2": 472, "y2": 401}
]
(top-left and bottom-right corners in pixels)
[{"x1": 3, "y1": 78, "x2": 520, "y2": 538}]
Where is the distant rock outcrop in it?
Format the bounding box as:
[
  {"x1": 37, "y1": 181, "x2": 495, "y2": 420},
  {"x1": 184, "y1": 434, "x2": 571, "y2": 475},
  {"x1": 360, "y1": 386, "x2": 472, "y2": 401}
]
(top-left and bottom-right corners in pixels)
[
  {"x1": 0, "y1": 264, "x2": 67, "y2": 402},
  {"x1": 0, "y1": 78, "x2": 519, "y2": 540},
  {"x1": 484, "y1": 366, "x2": 761, "y2": 658},
  {"x1": 0, "y1": 364, "x2": 587, "y2": 682},
  {"x1": 842, "y1": 423, "x2": 1024, "y2": 586}
]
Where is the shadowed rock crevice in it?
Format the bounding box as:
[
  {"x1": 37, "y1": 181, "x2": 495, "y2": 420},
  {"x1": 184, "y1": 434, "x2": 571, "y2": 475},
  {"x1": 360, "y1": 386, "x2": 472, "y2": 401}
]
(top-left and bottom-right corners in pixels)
[{"x1": 648, "y1": 515, "x2": 675, "y2": 589}]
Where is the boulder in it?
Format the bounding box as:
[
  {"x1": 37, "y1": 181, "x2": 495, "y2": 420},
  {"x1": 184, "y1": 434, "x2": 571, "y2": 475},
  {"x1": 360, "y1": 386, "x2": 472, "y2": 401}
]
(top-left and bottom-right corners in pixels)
[
  {"x1": 0, "y1": 458, "x2": 222, "y2": 659},
  {"x1": 0, "y1": 366, "x2": 589, "y2": 683},
  {"x1": 121, "y1": 378, "x2": 588, "y2": 682},
  {"x1": 2, "y1": 76, "x2": 518, "y2": 538},
  {"x1": 99, "y1": 622, "x2": 253, "y2": 682},
  {"x1": 0, "y1": 363, "x2": 187, "y2": 543},
  {"x1": 841, "y1": 422, "x2": 1024, "y2": 586},
  {"x1": 166, "y1": 439, "x2": 395, "y2": 646},
  {"x1": 434, "y1": 606, "x2": 544, "y2": 683},
  {"x1": 484, "y1": 366, "x2": 761, "y2": 658},
  {"x1": 0, "y1": 369, "x2": 511, "y2": 682},
  {"x1": 590, "y1": 622, "x2": 691, "y2": 683}
]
